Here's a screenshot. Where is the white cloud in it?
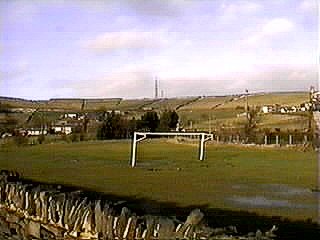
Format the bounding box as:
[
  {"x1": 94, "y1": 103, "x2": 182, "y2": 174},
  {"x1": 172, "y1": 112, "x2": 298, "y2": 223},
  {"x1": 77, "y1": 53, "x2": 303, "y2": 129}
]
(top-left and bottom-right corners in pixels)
[
  {"x1": 299, "y1": 0, "x2": 318, "y2": 13},
  {"x1": 0, "y1": 60, "x2": 29, "y2": 80},
  {"x1": 82, "y1": 31, "x2": 169, "y2": 53},
  {"x1": 3, "y1": 1, "x2": 40, "y2": 24},
  {"x1": 72, "y1": 64, "x2": 154, "y2": 98},
  {"x1": 219, "y1": 0, "x2": 262, "y2": 22},
  {"x1": 69, "y1": 64, "x2": 317, "y2": 98},
  {"x1": 262, "y1": 18, "x2": 294, "y2": 35},
  {"x1": 246, "y1": 18, "x2": 294, "y2": 45}
]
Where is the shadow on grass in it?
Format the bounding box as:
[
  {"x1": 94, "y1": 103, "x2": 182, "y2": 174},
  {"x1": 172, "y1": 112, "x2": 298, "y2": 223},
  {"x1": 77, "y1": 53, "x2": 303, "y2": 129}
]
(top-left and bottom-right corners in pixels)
[{"x1": 16, "y1": 177, "x2": 320, "y2": 240}]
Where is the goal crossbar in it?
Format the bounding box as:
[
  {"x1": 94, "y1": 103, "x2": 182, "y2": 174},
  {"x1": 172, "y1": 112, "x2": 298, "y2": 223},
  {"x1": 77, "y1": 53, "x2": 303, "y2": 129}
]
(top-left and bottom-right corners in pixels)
[{"x1": 131, "y1": 132, "x2": 213, "y2": 167}]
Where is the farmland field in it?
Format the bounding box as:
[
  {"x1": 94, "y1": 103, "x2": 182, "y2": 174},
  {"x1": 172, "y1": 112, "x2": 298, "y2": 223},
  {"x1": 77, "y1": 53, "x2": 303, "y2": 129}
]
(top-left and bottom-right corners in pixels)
[
  {"x1": 178, "y1": 96, "x2": 231, "y2": 110},
  {"x1": 116, "y1": 99, "x2": 157, "y2": 110},
  {"x1": 177, "y1": 92, "x2": 310, "y2": 131},
  {"x1": 0, "y1": 140, "x2": 317, "y2": 223},
  {"x1": 216, "y1": 92, "x2": 309, "y2": 110},
  {"x1": 148, "y1": 97, "x2": 199, "y2": 110}
]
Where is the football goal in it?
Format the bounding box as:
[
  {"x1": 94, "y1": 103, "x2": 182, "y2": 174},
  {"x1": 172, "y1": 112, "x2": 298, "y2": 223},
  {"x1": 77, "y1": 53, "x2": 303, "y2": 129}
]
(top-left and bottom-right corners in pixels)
[{"x1": 130, "y1": 132, "x2": 213, "y2": 167}]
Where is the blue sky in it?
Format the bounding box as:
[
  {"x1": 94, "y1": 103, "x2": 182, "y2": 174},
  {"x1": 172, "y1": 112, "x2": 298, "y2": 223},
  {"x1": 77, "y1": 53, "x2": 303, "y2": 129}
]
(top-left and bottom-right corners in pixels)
[{"x1": 0, "y1": 0, "x2": 318, "y2": 99}]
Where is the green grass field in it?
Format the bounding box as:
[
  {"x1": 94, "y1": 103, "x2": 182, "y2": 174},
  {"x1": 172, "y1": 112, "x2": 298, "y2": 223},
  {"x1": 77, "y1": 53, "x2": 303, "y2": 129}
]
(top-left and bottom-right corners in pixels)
[
  {"x1": 0, "y1": 140, "x2": 317, "y2": 222},
  {"x1": 217, "y1": 92, "x2": 309, "y2": 110},
  {"x1": 148, "y1": 97, "x2": 198, "y2": 110},
  {"x1": 178, "y1": 96, "x2": 231, "y2": 110},
  {"x1": 177, "y1": 93, "x2": 309, "y2": 131}
]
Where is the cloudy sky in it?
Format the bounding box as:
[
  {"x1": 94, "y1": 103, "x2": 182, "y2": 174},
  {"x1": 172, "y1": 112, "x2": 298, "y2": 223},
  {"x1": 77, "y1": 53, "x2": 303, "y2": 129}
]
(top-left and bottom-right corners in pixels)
[{"x1": 0, "y1": 0, "x2": 318, "y2": 99}]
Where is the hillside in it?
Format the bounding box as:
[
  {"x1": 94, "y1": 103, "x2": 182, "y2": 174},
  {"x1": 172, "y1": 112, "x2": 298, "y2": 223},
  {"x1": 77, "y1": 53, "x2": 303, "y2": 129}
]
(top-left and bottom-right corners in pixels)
[{"x1": 0, "y1": 91, "x2": 311, "y2": 133}]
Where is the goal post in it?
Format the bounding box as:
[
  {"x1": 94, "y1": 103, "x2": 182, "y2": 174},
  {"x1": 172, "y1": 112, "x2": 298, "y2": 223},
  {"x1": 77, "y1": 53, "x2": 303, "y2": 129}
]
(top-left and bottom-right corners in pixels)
[{"x1": 130, "y1": 132, "x2": 213, "y2": 168}]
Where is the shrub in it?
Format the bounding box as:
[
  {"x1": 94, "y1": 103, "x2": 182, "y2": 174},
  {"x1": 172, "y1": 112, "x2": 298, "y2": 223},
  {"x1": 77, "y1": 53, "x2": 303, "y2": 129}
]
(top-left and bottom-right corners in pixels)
[
  {"x1": 37, "y1": 134, "x2": 46, "y2": 144},
  {"x1": 13, "y1": 135, "x2": 28, "y2": 146}
]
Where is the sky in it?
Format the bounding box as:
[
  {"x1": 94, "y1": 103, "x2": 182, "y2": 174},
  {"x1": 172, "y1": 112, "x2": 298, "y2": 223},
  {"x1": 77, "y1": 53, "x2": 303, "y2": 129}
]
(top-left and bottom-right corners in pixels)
[{"x1": 0, "y1": 0, "x2": 318, "y2": 99}]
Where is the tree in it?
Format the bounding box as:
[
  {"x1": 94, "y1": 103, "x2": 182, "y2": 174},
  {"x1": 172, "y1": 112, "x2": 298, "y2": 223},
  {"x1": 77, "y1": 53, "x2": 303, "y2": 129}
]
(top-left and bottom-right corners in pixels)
[
  {"x1": 97, "y1": 111, "x2": 130, "y2": 140},
  {"x1": 140, "y1": 111, "x2": 160, "y2": 132},
  {"x1": 158, "y1": 110, "x2": 179, "y2": 131},
  {"x1": 0, "y1": 114, "x2": 18, "y2": 135},
  {"x1": 244, "y1": 107, "x2": 259, "y2": 143},
  {"x1": 0, "y1": 102, "x2": 12, "y2": 113}
]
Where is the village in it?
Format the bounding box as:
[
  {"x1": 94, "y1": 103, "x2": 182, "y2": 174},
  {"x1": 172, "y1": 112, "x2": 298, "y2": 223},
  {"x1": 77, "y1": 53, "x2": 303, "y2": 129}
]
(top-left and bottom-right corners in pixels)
[{"x1": 0, "y1": 88, "x2": 319, "y2": 144}]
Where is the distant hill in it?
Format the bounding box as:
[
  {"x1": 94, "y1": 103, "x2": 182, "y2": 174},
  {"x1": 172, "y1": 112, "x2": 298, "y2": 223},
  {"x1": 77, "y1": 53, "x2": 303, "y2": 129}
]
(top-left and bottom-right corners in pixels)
[
  {"x1": 0, "y1": 91, "x2": 311, "y2": 133},
  {"x1": 0, "y1": 91, "x2": 309, "y2": 113}
]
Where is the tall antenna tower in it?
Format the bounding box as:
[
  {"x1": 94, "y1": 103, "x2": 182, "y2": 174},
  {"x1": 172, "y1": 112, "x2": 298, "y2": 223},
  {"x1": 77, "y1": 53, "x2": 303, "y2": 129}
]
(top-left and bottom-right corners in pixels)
[{"x1": 155, "y1": 77, "x2": 158, "y2": 99}]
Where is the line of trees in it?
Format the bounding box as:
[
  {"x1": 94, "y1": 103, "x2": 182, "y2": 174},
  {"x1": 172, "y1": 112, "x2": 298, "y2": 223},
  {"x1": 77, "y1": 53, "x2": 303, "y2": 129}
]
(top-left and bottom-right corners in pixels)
[{"x1": 97, "y1": 110, "x2": 179, "y2": 140}]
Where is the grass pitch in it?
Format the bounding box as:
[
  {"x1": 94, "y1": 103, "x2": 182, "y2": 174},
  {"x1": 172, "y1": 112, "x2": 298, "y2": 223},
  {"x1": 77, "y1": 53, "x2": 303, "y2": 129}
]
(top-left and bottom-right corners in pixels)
[{"x1": 0, "y1": 140, "x2": 317, "y2": 222}]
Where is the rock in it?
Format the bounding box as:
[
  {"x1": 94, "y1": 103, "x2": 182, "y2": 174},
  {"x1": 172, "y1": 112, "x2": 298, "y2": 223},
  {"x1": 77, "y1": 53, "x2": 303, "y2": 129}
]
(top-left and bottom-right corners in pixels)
[
  {"x1": 157, "y1": 218, "x2": 175, "y2": 239},
  {"x1": 63, "y1": 198, "x2": 73, "y2": 229},
  {"x1": 185, "y1": 209, "x2": 204, "y2": 226},
  {"x1": 34, "y1": 194, "x2": 42, "y2": 221},
  {"x1": 105, "y1": 215, "x2": 114, "y2": 239},
  {"x1": 115, "y1": 207, "x2": 130, "y2": 238},
  {"x1": 144, "y1": 216, "x2": 156, "y2": 240},
  {"x1": 256, "y1": 229, "x2": 263, "y2": 239},
  {"x1": 82, "y1": 205, "x2": 94, "y2": 233},
  {"x1": 0, "y1": 217, "x2": 10, "y2": 234},
  {"x1": 6, "y1": 213, "x2": 21, "y2": 224},
  {"x1": 41, "y1": 223, "x2": 65, "y2": 238},
  {"x1": 123, "y1": 216, "x2": 137, "y2": 239},
  {"x1": 39, "y1": 191, "x2": 49, "y2": 223},
  {"x1": 135, "y1": 224, "x2": 143, "y2": 239},
  {"x1": 48, "y1": 197, "x2": 57, "y2": 223},
  {"x1": 265, "y1": 225, "x2": 278, "y2": 238},
  {"x1": 25, "y1": 220, "x2": 40, "y2": 239},
  {"x1": 55, "y1": 193, "x2": 66, "y2": 226},
  {"x1": 94, "y1": 200, "x2": 103, "y2": 233}
]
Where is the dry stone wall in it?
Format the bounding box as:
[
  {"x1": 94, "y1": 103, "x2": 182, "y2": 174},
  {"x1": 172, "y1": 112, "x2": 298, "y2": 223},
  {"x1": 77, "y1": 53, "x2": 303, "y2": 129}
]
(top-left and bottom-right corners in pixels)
[{"x1": 0, "y1": 170, "x2": 277, "y2": 240}]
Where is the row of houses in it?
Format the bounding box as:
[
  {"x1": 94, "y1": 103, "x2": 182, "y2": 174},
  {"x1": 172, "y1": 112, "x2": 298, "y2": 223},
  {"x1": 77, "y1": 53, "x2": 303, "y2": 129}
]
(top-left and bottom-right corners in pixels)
[
  {"x1": 261, "y1": 102, "x2": 312, "y2": 114},
  {"x1": 16, "y1": 125, "x2": 72, "y2": 137},
  {"x1": 5, "y1": 110, "x2": 126, "y2": 138},
  {"x1": 12, "y1": 109, "x2": 127, "y2": 137},
  {"x1": 60, "y1": 110, "x2": 123, "y2": 121}
]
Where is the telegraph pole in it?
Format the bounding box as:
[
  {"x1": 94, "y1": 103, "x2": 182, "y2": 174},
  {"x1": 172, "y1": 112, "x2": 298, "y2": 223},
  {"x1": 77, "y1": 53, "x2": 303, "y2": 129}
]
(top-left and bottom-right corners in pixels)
[
  {"x1": 245, "y1": 89, "x2": 249, "y2": 121},
  {"x1": 209, "y1": 112, "x2": 212, "y2": 134},
  {"x1": 155, "y1": 77, "x2": 158, "y2": 99},
  {"x1": 308, "y1": 86, "x2": 314, "y2": 137}
]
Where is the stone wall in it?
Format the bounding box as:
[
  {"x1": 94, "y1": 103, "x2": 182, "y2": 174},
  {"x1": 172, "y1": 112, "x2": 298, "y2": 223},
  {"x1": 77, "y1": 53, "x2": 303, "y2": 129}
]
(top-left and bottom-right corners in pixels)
[{"x1": 0, "y1": 170, "x2": 277, "y2": 240}]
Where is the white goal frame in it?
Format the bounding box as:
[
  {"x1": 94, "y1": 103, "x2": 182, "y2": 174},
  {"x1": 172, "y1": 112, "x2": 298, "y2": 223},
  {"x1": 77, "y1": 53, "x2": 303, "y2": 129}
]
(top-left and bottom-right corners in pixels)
[{"x1": 130, "y1": 132, "x2": 213, "y2": 167}]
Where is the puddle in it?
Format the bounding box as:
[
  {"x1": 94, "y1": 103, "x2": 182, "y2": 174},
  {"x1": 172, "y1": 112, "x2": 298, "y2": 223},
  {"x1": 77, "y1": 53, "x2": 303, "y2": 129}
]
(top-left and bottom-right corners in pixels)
[
  {"x1": 229, "y1": 183, "x2": 319, "y2": 211},
  {"x1": 260, "y1": 184, "x2": 313, "y2": 197},
  {"x1": 228, "y1": 196, "x2": 316, "y2": 209},
  {"x1": 231, "y1": 184, "x2": 315, "y2": 197}
]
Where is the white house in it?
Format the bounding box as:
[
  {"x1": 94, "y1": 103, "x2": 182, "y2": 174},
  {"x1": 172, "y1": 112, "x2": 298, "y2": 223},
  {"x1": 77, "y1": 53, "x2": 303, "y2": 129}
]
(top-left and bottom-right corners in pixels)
[
  {"x1": 261, "y1": 106, "x2": 273, "y2": 113},
  {"x1": 106, "y1": 110, "x2": 121, "y2": 114},
  {"x1": 1, "y1": 133, "x2": 12, "y2": 138},
  {"x1": 52, "y1": 126, "x2": 72, "y2": 135},
  {"x1": 291, "y1": 106, "x2": 297, "y2": 113},
  {"x1": 262, "y1": 106, "x2": 268, "y2": 113},
  {"x1": 237, "y1": 112, "x2": 247, "y2": 118},
  {"x1": 64, "y1": 113, "x2": 77, "y2": 119},
  {"x1": 280, "y1": 107, "x2": 287, "y2": 113},
  {"x1": 27, "y1": 129, "x2": 47, "y2": 136}
]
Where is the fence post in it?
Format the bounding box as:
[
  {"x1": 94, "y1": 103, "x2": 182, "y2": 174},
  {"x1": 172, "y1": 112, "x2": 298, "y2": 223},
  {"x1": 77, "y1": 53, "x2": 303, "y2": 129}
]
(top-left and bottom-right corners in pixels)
[
  {"x1": 131, "y1": 133, "x2": 137, "y2": 168},
  {"x1": 199, "y1": 134, "x2": 205, "y2": 161}
]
